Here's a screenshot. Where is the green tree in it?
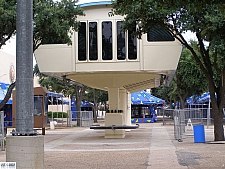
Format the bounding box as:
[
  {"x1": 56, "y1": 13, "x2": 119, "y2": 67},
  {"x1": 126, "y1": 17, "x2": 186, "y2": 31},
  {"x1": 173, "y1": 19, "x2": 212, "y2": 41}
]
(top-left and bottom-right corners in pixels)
[
  {"x1": 112, "y1": 1, "x2": 225, "y2": 140},
  {"x1": 84, "y1": 87, "x2": 108, "y2": 123},
  {"x1": 34, "y1": 64, "x2": 87, "y2": 127},
  {"x1": 0, "y1": 0, "x2": 83, "y2": 112},
  {"x1": 152, "y1": 46, "x2": 208, "y2": 109},
  {"x1": 33, "y1": 0, "x2": 84, "y2": 50},
  {"x1": 0, "y1": 0, "x2": 16, "y2": 49},
  {"x1": 0, "y1": 0, "x2": 17, "y2": 110},
  {"x1": 173, "y1": 46, "x2": 208, "y2": 108},
  {"x1": 151, "y1": 84, "x2": 174, "y2": 108}
]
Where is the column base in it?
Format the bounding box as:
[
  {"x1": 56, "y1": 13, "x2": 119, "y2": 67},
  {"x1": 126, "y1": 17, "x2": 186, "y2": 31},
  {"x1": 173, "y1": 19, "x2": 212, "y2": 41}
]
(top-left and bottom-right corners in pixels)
[
  {"x1": 105, "y1": 129, "x2": 125, "y2": 138},
  {"x1": 6, "y1": 135, "x2": 44, "y2": 169},
  {"x1": 105, "y1": 113, "x2": 125, "y2": 138}
]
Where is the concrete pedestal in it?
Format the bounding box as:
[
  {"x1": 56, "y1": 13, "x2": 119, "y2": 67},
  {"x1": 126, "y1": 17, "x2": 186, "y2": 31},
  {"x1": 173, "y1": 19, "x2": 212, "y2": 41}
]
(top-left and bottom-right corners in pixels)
[
  {"x1": 6, "y1": 135, "x2": 44, "y2": 169},
  {"x1": 105, "y1": 113, "x2": 125, "y2": 138}
]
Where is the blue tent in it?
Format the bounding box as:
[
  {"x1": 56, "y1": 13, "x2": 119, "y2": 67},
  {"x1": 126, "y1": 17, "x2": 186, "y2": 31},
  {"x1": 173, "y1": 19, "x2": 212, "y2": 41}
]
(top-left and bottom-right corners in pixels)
[
  {"x1": 48, "y1": 92, "x2": 63, "y2": 98},
  {"x1": 131, "y1": 90, "x2": 165, "y2": 105},
  {"x1": 0, "y1": 82, "x2": 13, "y2": 104},
  {"x1": 195, "y1": 92, "x2": 210, "y2": 103},
  {"x1": 186, "y1": 92, "x2": 211, "y2": 104}
]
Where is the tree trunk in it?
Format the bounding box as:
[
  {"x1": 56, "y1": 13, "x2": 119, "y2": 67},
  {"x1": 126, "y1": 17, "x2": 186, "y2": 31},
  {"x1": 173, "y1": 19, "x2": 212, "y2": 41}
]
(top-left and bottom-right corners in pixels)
[
  {"x1": 212, "y1": 107, "x2": 224, "y2": 141},
  {"x1": 177, "y1": 91, "x2": 187, "y2": 109},
  {"x1": 76, "y1": 99, "x2": 81, "y2": 127},
  {"x1": 209, "y1": 80, "x2": 225, "y2": 141},
  {"x1": 75, "y1": 85, "x2": 86, "y2": 127},
  {"x1": 93, "y1": 105, "x2": 98, "y2": 123},
  {"x1": 210, "y1": 95, "x2": 225, "y2": 141},
  {"x1": 93, "y1": 89, "x2": 98, "y2": 123},
  {"x1": 180, "y1": 99, "x2": 185, "y2": 109}
]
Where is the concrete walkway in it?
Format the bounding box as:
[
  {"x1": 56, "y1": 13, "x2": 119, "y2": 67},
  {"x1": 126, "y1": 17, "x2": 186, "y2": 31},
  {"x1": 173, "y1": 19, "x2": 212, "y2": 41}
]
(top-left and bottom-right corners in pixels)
[
  {"x1": 147, "y1": 125, "x2": 187, "y2": 169},
  {"x1": 0, "y1": 121, "x2": 224, "y2": 169}
]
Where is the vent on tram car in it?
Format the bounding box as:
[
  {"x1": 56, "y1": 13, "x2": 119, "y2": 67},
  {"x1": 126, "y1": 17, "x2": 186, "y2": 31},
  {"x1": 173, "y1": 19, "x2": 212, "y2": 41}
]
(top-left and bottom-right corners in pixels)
[{"x1": 147, "y1": 27, "x2": 175, "y2": 42}]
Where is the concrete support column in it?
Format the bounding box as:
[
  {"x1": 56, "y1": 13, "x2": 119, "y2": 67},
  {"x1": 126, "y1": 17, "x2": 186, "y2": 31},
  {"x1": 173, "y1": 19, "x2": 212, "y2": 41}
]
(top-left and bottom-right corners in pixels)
[
  {"x1": 127, "y1": 92, "x2": 132, "y2": 126},
  {"x1": 6, "y1": 136, "x2": 44, "y2": 169},
  {"x1": 119, "y1": 89, "x2": 126, "y2": 113},
  {"x1": 105, "y1": 88, "x2": 125, "y2": 138},
  {"x1": 119, "y1": 89, "x2": 131, "y2": 130},
  {"x1": 108, "y1": 88, "x2": 119, "y2": 111}
]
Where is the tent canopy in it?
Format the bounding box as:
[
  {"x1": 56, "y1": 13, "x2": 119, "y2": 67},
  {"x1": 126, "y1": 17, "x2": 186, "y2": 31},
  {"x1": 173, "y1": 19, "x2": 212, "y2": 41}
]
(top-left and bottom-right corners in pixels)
[
  {"x1": 48, "y1": 92, "x2": 63, "y2": 98},
  {"x1": 186, "y1": 92, "x2": 211, "y2": 104},
  {"x1": 0, "y1": 82, "x2": 13, "y2": 104},
  {"x1": 131, "y1": 90, "x2": 165, "y2": 105}
]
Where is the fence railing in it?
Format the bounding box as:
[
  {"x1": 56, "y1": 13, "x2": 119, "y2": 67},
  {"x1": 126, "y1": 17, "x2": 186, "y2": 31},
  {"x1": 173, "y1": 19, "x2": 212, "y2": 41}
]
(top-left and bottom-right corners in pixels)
[
  {"x1": 67, "y1": 110, "x2": 93, "y2": 127},
  {"x1": 158, "y1": 108, "x2": 212, "y2": 127},
  {"x1": 158, "y1": 108, "x2": 213, "y2": 142}
]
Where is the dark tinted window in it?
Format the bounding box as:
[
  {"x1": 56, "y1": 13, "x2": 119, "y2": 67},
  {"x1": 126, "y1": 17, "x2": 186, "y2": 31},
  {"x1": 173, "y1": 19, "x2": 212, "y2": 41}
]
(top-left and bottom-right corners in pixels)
[
  {"x1": 89, "y1": 22, "x2": 98, "y2": 60},
  {"x1": 117, "y1": 21, "x2": 126, "y2": 60},
  {"x1": 78, "y1": 22, "x2": 87, "y2": 61},
  {"x1": 34, "y1": 96, "x2": 43, "y2": 116},
  {"x1": 128, "y1": 26, "x2": 137, "y2": 60},
  {"x1": 102, "y1": 21, "x2": 112, "y2": 60},
  {"x1": 147, "y1": 27, "x2": 175, "y2": 41}
]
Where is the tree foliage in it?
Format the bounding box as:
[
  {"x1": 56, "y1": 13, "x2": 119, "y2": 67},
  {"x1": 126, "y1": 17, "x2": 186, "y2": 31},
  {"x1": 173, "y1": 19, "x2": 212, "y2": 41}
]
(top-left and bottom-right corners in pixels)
[
  {"x1": 112, "y1": 0, "x2": 225, "y2": 141},
  {"x1": 34, "y1": 64, "x2": 108, "y2": 124},
  {"x1": 84, "y1": 87, "x2": 108, "y2": 122},
  {"x1": 34, "y1": 63, "x2": 88, "y2": 126},
  {"x1": 173, "y1": 45, "x2": 208, "y2": 108},
  {"x1": 33, "y1": 0, "x2": 84, "y2": 50},
  {"x1": 152, "y1": 45, "x2": 208, "y2": 108},
  {"x1": 0, "y1": 0, "x2": 84, "y2": 50},
  {"x1": 0, "y1": 0, "x2": 84, "y2": 114},
  {"x1": 0, "y1": 0, "x2": 16, "y2": 48}
]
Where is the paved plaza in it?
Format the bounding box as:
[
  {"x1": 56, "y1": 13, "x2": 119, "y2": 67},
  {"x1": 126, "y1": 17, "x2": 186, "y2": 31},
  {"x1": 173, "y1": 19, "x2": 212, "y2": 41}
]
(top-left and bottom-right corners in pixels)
[{"x1": 0, "y1": 120, "x2": 225, "y2": 169}]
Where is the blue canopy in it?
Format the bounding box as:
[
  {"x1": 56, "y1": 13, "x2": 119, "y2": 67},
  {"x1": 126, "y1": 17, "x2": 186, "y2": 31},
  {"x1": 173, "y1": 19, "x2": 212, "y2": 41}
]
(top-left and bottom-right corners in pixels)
[
  {"x1": 82, "y1": 101, "x2": 94, "y2": 107},
  {"x1": 0, "y1": 82, "x2": 13, "y2": 104},
  {"x1": 195, "y1": 92, "x2": 210, "y2": 103},
  {"x1": 131, "y1": 91, "x2": 165, "y2": 105},
  {"x1": 48, "y1": 92, "x2": 63, "y2": 98},
  {"x1": 186, "y1": 92, "x2": 211, "y2": 104},
  {"x1": 71, "y1": 98, "x2": 94, "y2": 107}
]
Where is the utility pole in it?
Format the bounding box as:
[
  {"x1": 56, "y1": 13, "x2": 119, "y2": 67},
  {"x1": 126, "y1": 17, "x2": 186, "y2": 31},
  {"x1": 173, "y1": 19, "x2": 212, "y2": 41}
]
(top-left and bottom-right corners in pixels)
[
  {"x1": 13, "y1": 0, "x2": 36, "y2": 135},
  {"x1": 6, "y1": 2, "x2": 44, "y2": 168}
]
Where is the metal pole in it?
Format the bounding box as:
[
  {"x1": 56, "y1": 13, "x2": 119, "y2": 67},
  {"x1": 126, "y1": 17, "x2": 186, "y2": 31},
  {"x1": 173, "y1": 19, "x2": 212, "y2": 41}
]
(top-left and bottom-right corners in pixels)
[
  {"x1": 62, "y1": 96, "x2": 64, "y2": 126},
  {"x1": 0, "y1": 111, "x2": 4, "y2": 150},
  {"x1": 14, "y1": 0, "x2": 36, "y2": 135},
  {"x1": 207, "y1": 99, "x2": 210, "y2": 129},
  {"x1": 51, "y1": 96, "x2": 53, "y2": 122}
]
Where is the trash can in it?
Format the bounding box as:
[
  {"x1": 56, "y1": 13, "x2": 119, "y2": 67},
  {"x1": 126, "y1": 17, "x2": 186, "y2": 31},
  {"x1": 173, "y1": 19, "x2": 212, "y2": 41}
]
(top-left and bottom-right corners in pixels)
[
  {"x1": 50, "y1": 121, "x2": 54, "y2": 129},
  {"x1": 193, "y1": 124, "x2": 205, "y2": 143},
  {"x1": 50, "y1": 121, "x2": 57, "y2": 129}
]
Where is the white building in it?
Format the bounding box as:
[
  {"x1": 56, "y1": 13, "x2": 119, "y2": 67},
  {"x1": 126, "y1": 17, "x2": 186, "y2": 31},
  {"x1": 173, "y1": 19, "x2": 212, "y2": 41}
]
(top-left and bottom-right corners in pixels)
[{"x1": 0, "y1": 51, "x2": 16, "y2": 84}]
